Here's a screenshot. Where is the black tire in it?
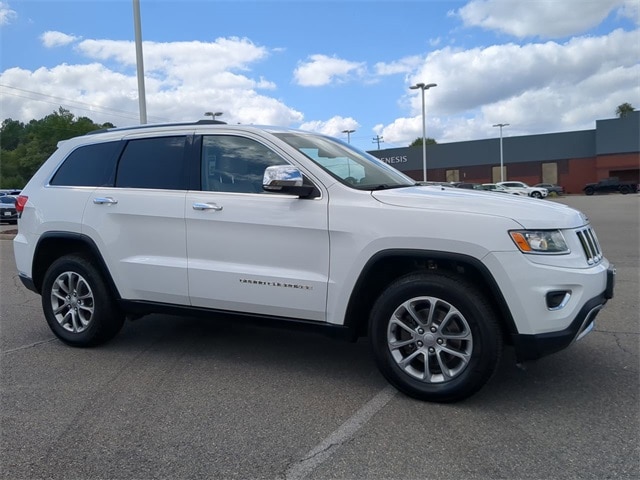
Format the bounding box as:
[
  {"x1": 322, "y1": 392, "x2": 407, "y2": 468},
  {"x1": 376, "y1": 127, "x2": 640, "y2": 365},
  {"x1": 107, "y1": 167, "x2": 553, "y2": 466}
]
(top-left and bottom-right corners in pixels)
[
  {"x1": 584, "y1": 186, "x2": 595, "y2": 196},
  {"x1": 620, "y1": 186, "x2": 630, "y2": 194},
  {"x1": 41, "y1": 255, "x2": 124, "y2": 347},
  {"x1": 369, "y1": 272, "x2": 502, "y2": 403},
  {"x1": 531, "y1": 191, "x2": 542, "y2": 199}
]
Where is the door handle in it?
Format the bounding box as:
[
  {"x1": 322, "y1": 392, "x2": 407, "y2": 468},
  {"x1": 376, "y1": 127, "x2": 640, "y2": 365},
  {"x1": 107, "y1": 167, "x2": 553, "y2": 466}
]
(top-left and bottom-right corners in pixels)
[
  {"x1": 93, "y1": 197, "x2": 118, "y2": 205},
  {"x1": 192, "y1": 202, "x2": 223, "y2": 211}
]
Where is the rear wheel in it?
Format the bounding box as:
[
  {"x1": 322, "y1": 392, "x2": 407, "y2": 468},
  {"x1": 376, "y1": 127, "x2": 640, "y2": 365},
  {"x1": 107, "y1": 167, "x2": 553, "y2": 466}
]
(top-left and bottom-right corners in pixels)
[
  {"x1": 531, "y1": 191, "x2": 542, "y2": 199},
  {"x1": 42, "y1": 255, "x2": 124, "y2": 347},
  {"x1": 584, "y1": 186, "x2": 595, "y2": 195},
  {"x1": 369, "y1": 272, "x2": 502, "y2": 402}
]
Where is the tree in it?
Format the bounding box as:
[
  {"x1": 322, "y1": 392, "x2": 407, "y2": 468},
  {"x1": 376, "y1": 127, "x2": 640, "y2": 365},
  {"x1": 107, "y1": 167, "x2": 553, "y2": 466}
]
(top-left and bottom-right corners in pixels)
[
  {"x1": 0, "y1": 108, "x2": 114, "y2": 188},
  {"x1": 615, "y1": 103, "x2": 635, "y2": 118},
  {"x1": 0, "y1": 119, "x2": 26, "y2": 150},
  {"x1": 410, "y1": 137, "x2": 437, "y2": 147}
]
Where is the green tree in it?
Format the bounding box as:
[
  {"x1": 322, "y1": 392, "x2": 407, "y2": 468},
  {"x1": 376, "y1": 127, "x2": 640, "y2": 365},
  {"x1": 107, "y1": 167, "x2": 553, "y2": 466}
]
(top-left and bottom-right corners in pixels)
[
  {"x1": 615, "y1": 103, "x2": 635, "y2": 117},
  {"x1": 410, "y1": 137, "x2": 437, "y2": 147},
  {"x1": 0, "y1": 119, "x2": 26, "y2": 150},
  {"x1": 0, "y1": 108, "x2": 114, "y2": 188}
]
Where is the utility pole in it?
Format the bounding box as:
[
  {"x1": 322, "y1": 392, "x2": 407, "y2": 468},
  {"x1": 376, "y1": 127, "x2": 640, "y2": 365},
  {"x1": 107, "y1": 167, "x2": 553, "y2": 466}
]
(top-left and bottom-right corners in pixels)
[
  {"x1": 372, "y1": 135, "x2": 384, "y2": 149},
  {"x1": 132, "y1": 0, "x2": 147, "y2": 124}
]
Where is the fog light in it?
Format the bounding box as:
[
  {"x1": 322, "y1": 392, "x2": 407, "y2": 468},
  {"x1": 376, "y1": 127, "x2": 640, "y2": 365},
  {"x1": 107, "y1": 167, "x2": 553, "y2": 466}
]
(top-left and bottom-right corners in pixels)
[{"x1": 546, "y1": 290, "x2": 571, "y2": 310}]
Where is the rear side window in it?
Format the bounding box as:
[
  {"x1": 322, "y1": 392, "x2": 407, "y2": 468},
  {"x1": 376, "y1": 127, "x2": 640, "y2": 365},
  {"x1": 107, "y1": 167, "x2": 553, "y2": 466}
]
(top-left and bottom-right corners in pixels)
[
  {"x1": 116, "y1": 136, "x2": 187, "y2": 190},
  {"x1": 50, "y1": 141, "x2": 120, "y2": 187}
]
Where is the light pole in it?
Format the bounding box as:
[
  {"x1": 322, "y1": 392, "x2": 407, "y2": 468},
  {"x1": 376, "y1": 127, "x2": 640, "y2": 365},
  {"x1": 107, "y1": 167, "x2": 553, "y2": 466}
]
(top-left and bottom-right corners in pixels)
[
  {"x1": 342, "y1": 129, "x2": 355, "y2": 143},
  {"x1": 410, "y1": 82, "x2": 437, "y2": 182},
  {"x1": 205, "y1": 111, "x2": 223, "y2": 121},
  {"x1": 493, "y1": 123, "x2": 509, "y2": 182},
  {"x1": 132, "y1": 0, "x2": 147, "y2": 124}
]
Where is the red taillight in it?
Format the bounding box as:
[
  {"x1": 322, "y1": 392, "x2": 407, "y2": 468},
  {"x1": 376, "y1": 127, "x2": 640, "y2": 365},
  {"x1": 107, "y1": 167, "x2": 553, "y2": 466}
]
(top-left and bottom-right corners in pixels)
[{"x1": 15, "y1": 195, "x2": 28, "y2": 213}]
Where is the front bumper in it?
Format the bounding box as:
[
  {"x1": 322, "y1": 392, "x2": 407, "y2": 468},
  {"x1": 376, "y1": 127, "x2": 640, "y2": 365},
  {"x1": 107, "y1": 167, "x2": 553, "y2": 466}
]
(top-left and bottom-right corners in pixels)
[{"x1": 512, "y1": 266, "x2": 615, "y2": 362}]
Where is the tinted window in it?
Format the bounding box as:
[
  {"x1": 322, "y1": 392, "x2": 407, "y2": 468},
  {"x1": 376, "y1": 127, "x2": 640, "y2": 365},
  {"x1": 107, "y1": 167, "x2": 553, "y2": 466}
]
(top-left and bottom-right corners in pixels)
[
  {"x1": 201, "y1": 135, "x2": 287, "y2": 193},
  {"x1": 50, "y1": 142, "x2": 120, "y2": 187},
  {"x1": 116, "y1": 136, "x2": 187, "y2": 190},
  {"x1": 0, "y1": 196, "x2": 16, "y2": 204}
]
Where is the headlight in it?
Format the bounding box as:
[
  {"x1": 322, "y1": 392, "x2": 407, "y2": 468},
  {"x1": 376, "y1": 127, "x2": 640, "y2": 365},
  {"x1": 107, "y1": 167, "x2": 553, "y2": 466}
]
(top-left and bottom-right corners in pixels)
[{"x1": 509, "y1": 230, "x2": 569, "y2": 254}]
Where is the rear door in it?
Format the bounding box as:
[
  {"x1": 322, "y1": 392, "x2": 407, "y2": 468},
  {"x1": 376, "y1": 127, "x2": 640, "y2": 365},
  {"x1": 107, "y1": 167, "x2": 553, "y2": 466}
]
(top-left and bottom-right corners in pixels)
[{"x1": 84, "y1": 134, "x2": 191, "y2": 305}]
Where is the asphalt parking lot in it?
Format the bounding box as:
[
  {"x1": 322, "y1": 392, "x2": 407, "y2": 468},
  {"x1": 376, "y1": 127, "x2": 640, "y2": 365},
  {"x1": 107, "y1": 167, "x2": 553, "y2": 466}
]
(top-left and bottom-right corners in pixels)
[{"x1": 1, "y1": 194, "x2": 638, "y2": 480}]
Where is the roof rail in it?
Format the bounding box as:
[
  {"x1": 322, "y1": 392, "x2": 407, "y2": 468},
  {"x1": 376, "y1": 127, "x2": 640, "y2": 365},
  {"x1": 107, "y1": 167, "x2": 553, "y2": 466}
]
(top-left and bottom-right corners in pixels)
[{"x1": 86, "y1": 119, "x2": 227, "y2": 135}]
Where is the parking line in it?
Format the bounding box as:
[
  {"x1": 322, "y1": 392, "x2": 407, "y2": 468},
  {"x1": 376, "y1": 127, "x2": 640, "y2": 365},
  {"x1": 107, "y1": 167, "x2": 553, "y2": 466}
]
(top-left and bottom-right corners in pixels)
[{"x1": 283, "y1": 385, "x2": 397, "y2": 480}]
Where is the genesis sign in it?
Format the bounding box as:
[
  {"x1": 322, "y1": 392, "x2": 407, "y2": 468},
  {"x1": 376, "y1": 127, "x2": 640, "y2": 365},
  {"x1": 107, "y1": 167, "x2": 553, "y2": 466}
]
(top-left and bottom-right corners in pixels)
[{"x1": 379, "y1": 155, "x2": 408, "y2": 165}]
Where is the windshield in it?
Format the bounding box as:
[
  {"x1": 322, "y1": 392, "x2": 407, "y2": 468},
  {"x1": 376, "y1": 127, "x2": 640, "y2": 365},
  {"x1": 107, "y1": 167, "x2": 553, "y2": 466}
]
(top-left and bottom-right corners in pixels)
[{"x1": 273, "y1": 132, "x2": 415, "y2": 190}]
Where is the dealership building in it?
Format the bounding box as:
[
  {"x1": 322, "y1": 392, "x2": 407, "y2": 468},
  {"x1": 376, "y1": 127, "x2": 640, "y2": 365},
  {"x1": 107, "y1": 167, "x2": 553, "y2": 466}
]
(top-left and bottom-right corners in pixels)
[{"x1": 368, "y1": 111, "x2": 639, "y2": 194}]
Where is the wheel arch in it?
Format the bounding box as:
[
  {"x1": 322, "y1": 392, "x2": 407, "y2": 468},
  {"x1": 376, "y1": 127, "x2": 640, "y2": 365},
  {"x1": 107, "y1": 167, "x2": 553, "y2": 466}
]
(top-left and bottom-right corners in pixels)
[
  {"x1": 31, "y1": 232, "x2": 121, "y2": 301},
  {"x1": 343, "y1": 249, "x2": 517, "y2": 342}
]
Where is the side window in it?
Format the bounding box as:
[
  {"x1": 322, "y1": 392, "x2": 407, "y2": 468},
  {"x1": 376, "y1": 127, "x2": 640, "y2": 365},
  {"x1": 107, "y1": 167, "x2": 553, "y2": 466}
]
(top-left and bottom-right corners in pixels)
[
  {"x1": 201, "y1": 135, "x2": 287, "y2": 193},
  {"x1": 116, "y1": 136, "x2": 187, "y2": 190},
  {"x1": 50, "y1": 141, "x2": 120, "y2": 187}
]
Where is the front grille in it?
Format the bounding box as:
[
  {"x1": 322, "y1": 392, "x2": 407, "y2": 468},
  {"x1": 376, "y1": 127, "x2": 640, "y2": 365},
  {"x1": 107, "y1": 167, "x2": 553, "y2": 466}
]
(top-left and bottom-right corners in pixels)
[{"x1": 576, "y1": 227, "x2": 602, "y2": 265}]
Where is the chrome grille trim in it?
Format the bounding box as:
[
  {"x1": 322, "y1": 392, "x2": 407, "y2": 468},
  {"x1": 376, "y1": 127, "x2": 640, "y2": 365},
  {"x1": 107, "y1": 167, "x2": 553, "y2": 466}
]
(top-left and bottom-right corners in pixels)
[{"x1": 576, "y1": 227, "x2": 603, "y2": 265}]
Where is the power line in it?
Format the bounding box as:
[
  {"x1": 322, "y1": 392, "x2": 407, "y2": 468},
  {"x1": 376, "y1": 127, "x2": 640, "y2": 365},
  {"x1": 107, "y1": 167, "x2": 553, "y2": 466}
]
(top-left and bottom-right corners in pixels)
[
  {"x1": 372, "y1": 135, "x2": 384, "y2": 149},
  {"x1": 0, "y1": 84, "x2": 168, "y2": 123}
]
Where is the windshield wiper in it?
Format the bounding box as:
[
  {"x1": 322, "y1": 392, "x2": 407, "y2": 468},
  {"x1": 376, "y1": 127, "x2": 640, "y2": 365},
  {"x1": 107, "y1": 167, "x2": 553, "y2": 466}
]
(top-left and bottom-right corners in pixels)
[{"x1": 369, "y1": 184, "x2": 412, "y2": 191}]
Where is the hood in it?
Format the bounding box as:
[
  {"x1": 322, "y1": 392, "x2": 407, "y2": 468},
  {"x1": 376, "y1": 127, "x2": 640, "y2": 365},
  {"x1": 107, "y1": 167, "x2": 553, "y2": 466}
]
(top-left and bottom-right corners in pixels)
[{"x1": 371, "y1": 186, "x2": 588, "y2": 229}]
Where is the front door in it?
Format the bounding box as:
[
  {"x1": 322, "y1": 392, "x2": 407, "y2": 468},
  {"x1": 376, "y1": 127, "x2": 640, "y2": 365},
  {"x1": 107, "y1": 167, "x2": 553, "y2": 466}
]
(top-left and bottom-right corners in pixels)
[{"x1": 185, "y1": 134, "x2": 330, "y2": 321}]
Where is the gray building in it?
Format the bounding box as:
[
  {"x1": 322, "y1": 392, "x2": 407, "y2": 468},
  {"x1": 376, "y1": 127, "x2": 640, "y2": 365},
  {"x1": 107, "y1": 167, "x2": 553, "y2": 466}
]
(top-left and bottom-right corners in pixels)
[{"x1": 369, "y1": 111, "x2": 639, "y2": 194}]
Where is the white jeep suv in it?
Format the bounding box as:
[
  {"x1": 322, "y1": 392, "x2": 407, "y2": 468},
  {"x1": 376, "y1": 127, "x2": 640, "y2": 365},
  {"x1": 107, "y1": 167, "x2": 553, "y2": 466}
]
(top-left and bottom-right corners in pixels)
[
  {"x1": 13, "y1": 121, "x2": 614, "y2": 402},
  {"x1": 497, "y1": 181, "x2": 548, "y2": 198}
]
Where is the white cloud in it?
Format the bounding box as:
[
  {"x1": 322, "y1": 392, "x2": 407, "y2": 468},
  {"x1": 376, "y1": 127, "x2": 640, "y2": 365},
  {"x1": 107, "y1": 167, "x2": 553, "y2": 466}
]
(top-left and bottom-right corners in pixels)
[
  {"x1": 0, "y1": 36, "x2": 302, "y2": 127},
  {"x1": 374, "y1": 56, "x2": 423, "y2": 76},
  {"x1": 299, "y1": 116, "x2": 360, "y2": 138},
  {"x1": 294, "y1": 54, "x2": 366, "y2": 86},
  {"x1": 0, "y1": 1, "x2": 16, "y2": 26},
  {"x1": 457, "y1": 0, "x2": 634, "y2": 38},
  {"x1": 41, "y1": 31, "x2": 79, "y2": 48},
  {"x1": 381, "y1": 28, "x2": 640, "y2": 145}
]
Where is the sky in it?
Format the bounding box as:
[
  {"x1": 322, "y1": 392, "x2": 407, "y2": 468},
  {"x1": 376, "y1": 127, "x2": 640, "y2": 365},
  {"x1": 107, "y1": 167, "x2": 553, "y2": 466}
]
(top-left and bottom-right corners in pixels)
[{"x1": 0, "y1": 0, "x2": 638, "y2": 152}]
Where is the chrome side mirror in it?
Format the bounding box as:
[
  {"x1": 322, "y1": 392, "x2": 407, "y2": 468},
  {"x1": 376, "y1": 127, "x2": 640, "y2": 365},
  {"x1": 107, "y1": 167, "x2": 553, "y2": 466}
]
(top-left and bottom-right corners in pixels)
[{"x1": 263, "y1": 165, "x2": 304, "y2": 190}]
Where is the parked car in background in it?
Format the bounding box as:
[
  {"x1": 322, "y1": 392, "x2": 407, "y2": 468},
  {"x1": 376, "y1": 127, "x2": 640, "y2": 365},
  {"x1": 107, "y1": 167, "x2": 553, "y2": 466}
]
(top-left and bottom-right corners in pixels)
[
  {"x1": 455, "y1": 182, "x2": 485, "y2": 190},
  {"x1": 481, "y1": 183, "x2": 520, "y2": 195},
  {"x1": 417, "y1": 181, "x2": 456, "y2": 188},
  {"x1": 534, "y1": 183, "x2": 564, "y2": 196},
  {"x1": 583, "y1": 177, "x2": 639, "y2": 195},
  {"x1": 497, "y1": 181, "x2": 548, "y2": 198},
  {"x1": 0, "y1": 196, "x2": 18, "y2": 224}
]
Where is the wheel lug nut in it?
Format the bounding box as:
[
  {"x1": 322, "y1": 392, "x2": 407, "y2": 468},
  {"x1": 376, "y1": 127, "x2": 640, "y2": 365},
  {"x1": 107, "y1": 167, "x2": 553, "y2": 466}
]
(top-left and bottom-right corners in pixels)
[
  {"x1": 430, "y1": 327, "x2": 437, "y2": 333},
  {"x1": 417, "y1": 328, "x2": 424, "y2": 334},
  {"x1": 429, "y1": 347, "x2": 435, "y2": 353},
  {"x1": 437, "y1": 338, "x2": 443, "y2": 345},
  {"x1": 417, "y1": 341, "x2": 424, "y2": 347}
]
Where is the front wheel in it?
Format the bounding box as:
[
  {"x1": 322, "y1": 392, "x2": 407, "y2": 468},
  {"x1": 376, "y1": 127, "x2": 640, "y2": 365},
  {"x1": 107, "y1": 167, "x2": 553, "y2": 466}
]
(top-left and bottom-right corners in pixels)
[
  {"x1": 41, "y1": 255, "x2": 125, "y2": 347},
  {"x1": 369, "y1": 272, "x2": 502, "y2": 402},
  {"x1": 584, "y1": 186, "x2": 595, "y2": 195},
  {"x1": 620, "y1": 186, "x2": 630, "y2": 194}
]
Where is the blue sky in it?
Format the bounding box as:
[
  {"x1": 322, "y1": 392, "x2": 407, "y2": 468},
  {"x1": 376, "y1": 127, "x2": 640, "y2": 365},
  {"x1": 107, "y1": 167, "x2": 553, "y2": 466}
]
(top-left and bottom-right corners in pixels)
[{"x1": 1, "y1": 0, "x2": 638, "y2": 152}]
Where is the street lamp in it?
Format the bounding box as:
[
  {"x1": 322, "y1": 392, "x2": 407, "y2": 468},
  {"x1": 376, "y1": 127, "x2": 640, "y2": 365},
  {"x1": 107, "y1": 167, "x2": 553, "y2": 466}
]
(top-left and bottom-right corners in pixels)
[
  {"x1": 204, "y1": 111, "x2": 223, "y2": 121},
  {"x1": 410, "y1": 82, "x2": 437, "y2": 182},
  {"x1": 493, "y1": 123, "x2": 509, "y2": 182},
  {"x1": 342, "y1": 129, "x2": 355, "y2": 143}
]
